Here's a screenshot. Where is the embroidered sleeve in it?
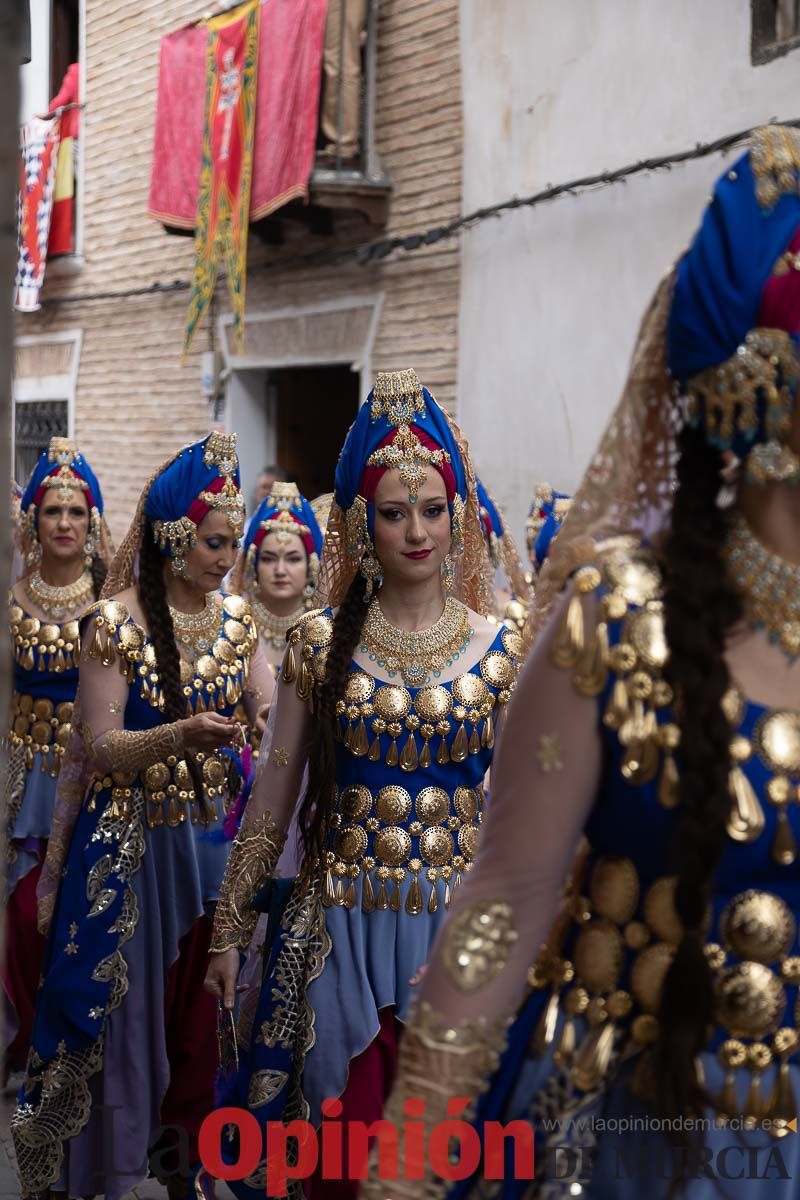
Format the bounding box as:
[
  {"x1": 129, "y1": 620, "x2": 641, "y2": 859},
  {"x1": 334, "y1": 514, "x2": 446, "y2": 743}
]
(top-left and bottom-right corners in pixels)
[
  {"x1": 209, "y1": 810, "x2": 287, "y2": 952},
  {"x1": 77, "y1": 615, "x2": 186, "y2": 775},
  {"x1": 362, "y1": 1002, "x2": 511, "y2": 1199},
  {"x1": 87, "y1": 724, "x2": 186, "y2": 776},
  {"x1": 210, "y1": 637, "x2": 314, "y2": 952}
]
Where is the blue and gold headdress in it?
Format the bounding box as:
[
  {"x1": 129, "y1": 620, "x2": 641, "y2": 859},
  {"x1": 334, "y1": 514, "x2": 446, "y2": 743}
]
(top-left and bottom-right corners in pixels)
[
  {"x1": 145, "y1": 431, "x2": 245, "y2": 573},
  {"x1": 668, "y1": 125, "x2": 800, "y2": 482},
  {"x1": 241, "y1": 481, "x2": 323, "y2": 589},
  {"x1": 318, "y1": 369, "x2": 494, "y2": 613},
  {"x1": 20, "y1": 437, "x2": 105, "y2": 566}
]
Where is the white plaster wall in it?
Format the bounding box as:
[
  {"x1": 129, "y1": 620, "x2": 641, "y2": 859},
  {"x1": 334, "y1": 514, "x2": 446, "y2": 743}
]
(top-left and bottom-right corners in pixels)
[
  {"x1": 458, "y1": 0, "x2": 800, "y2": 545},
  {"x1": 20, "y1": 0, "x2": 51, "y2": 122}
]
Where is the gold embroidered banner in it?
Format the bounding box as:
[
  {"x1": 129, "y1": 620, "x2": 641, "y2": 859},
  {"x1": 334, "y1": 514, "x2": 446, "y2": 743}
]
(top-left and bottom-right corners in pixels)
[{"x1": 183, "y1": 0, "x2": 259, "y2": 358}]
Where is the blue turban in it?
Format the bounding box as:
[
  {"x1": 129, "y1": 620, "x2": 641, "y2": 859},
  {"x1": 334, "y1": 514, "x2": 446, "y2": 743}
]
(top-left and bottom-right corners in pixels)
[
  {"x1": 527, "y1": 488, "x2": 571, "y2": 571},
  {"x1": 145, "y1": 432, "x2": 244, "y2": 558},
  {"x1": 243, "y1": 483, "x2": 324, "y2": 579},
  {"x1": 334, "y1": 370, "x2": 466, "y2": 542},
  {"x1": 21, "y1": 437, "x2": 104, "y2": 529},
  {"x1": 668, "y1": 127, "x2": 800, "y2": 454}
]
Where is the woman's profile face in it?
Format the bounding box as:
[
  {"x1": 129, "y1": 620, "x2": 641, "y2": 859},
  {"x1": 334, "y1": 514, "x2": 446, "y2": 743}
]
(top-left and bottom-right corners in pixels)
[
  {"x1": 372, "y1": 468, "x2": 451, "y2": 588},
  {"x1": 183, "y1": 510, "x2": 239, "y2": 592}
]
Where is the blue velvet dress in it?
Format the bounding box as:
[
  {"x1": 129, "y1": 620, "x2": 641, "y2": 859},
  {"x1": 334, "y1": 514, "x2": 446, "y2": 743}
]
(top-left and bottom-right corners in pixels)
[
  {"x1": 7, "y1": 595, "x2": 81, "y2": 894},
  {"x1": 451, "y1": 541, "x2": 800, "y2": 1199},
  {"x1": 218, "y1": 607, "x2": 524, "y2": 1194},
  {"x1": 12, "y1": 594, "x2": 258, "y2": 1200}
]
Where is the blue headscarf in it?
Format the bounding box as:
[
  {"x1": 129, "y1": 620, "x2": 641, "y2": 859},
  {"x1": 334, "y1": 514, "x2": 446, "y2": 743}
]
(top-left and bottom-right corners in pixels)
[
  {"x1": 242, "y1": 483, "x2": 323, "y2": 580},
  {"x1": 525, "y1": 486, "x2": 571, "y2": 571},
  {"x1": 21, "y1": 437, "x2": 104, "y2": 526},
  {"x1": 667, "y1": 127, "x2": 800, "y2": 455},
  {"x1": 145, "y1": 432, "x2": 244, "y2": 559},
  {"x1": 334, "y1": 369, "x2": 466, "y2": 543}
]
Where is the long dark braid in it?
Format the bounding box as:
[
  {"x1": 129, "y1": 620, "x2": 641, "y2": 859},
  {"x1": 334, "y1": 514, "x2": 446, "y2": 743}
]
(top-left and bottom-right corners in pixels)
[
  {"x1": 137, "y1": 522, "x2": 208, "y2": 818},
  {"x1": 90, "y1": 553, "x2": 107, "y2": 600},
  {"x1": 655, "y1": 423, "x2": 743, "y2": 1127},
  {"x1": 298, "y1": 570, "x2": 370, "y2": 870}
]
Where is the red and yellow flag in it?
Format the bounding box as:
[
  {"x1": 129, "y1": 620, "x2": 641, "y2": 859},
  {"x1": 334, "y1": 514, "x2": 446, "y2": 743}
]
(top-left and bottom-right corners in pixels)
[{"x1": 183, "y1": 0, "x2": 259, "y2": 359}]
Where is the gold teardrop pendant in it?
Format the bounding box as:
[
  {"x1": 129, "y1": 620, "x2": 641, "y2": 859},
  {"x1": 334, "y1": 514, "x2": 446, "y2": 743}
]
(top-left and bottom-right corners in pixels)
[
  {"x1": 400, "y1": 733, "x2": 418, "y2": 772},
  {"x1": 450, "y1": 724, "x2": 469, "y2": 763},
  {"x1": 323, "y1": 869, "x2": 336, "y2": 906},
  {"x1": 361, "y1": 872, "x2": 376, "y2": 914},
  {"x1": 352, "y1": 719, "x2": 370, "y2": 757},
  {"x1": 419, "y1": 739, "x2": 431, "y2": 768},
  {"x1": 386, "y1": 738, "x2": 399, "y2": 768},
  {"x1": 405, "y1": 874, "x2": 423, "y2": 915},
  {"x1": 437, "y1": 737, "x2": 449, "y2": 765},
  {"x1": 468, "y1": 726, "x2": 481, "y2": 755},
  {"x1": 368, "y1": 735, "x2": 382, "y2": 762},
  {"x1": 727, "y1": 767, "x2": 765, "y2": 844}
]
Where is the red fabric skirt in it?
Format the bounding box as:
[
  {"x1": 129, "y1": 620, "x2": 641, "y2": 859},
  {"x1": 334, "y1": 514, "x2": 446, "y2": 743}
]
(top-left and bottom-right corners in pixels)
[{"x1": 305, "y1": 1005, "x2": 402, "y2": 1200}]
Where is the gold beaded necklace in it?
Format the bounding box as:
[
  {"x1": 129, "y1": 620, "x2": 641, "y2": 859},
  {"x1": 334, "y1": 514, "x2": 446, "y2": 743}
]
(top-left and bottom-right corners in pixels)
[
  {"x1": 724, "y1": 511, "x2": 800, "y2": 661},
  {"x1": 251, "y1": 595, "x2": 308, "y2": 650},
  {"x1": 168, "y1": 594, "x2": 220, "y2": 654},
  {"x1": 359, "y1": 595, "x2": 474, "y2": 687},
  {"x1": 25, "y1": 568, "x2": 93, "y2": 620}
]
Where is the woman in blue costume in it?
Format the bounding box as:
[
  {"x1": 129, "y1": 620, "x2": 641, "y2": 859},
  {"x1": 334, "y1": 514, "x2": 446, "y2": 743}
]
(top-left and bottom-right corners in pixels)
[
  {"x1": 12, "y1": 432, "x2": 272, "y2": 1200},
  {"x1": 476, "y1": 479, "x2": 532, "y2": 636},
  {"x1": 232, "y1": 480, "x2": 325, "y2": 682},
  {"x1": 525, "y1": 485, "x2": 572, "y2": 578},
  {"x1": 4, "y1": 438, "x2": 111, "y2": 1078},
  {"x1": 204, "y1": 369, "x2": 523, "y2": 1198},
  {"x1": 365, "y1": 127, "x2": 800, "y2": 1200}
]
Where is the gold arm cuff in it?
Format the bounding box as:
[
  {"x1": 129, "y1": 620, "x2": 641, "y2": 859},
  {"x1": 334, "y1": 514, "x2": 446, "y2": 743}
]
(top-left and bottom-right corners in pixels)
[
  {"x1": 362, "y1": 1000, "x2": 510, "y2": 1199},
  {"x1": 210, "y1": 809, "x2": 286, "y2": 952},
  {"x1": 90, "y1": 721, "x2": 186, "y2": 775}
]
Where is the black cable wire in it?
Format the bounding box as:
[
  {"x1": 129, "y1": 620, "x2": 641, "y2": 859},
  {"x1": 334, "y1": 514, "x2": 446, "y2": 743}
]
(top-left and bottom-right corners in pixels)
[{"x1": 41, "y1": 116, "x2": 800, "y2": 309}]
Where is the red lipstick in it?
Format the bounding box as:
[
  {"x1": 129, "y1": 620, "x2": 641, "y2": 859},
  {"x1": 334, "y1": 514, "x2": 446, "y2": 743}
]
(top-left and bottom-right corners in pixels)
[{"x1": 404, "y1": 549, "x2": 432, "y2": 560}]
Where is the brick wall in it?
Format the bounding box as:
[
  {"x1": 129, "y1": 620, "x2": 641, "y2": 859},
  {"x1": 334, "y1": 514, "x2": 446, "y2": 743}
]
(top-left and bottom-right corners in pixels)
[{"x1": 19, "y1": 0, "x2": 463, "y2": 544}]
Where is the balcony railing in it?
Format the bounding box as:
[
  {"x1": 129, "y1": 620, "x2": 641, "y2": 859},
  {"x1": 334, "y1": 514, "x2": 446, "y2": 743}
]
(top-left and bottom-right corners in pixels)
[{"x1": 309, "y1": 0, "x2": 391, "y2": 226}]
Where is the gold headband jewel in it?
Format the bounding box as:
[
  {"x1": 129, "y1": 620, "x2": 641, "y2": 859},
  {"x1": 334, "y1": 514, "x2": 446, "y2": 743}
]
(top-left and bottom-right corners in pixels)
[
  {"x1": 40, "y1": 463, "x2": 86, "y2": 503},
  {"x1": 198, "y1": 474, "x2": 245, "y2": 538},
  {"x1": 370, "y1": 368, "x2": 426, "y2": 427},
  {"x1": 366, "y1": 423, "x2": 451, "y2": 503},
  {"x1": 259, "y1": 510, "x2": 310, "y2": 541},
  {"x1": 203, "y1": 431, "x2": 239, "y2": 475}
]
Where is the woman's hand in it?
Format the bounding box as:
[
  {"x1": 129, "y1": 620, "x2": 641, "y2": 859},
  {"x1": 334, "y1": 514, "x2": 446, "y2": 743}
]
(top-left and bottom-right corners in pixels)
[
  {"x1": 204, "y1": 947, "x2": 242, "y2": 1009},
  {"x1": 180, "y1": 712, "x2": 239, "y2": 752}
]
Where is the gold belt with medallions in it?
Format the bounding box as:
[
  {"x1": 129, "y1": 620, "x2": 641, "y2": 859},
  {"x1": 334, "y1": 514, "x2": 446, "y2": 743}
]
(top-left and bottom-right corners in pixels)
[
  {"x1": 527, "y1": 853, "x2": 800, "y2": 1130},
  {"x1": 323, "y1": 781, "x2": 485, "y2": 915},
  {"x1": 86, "y1": 752, "x2": 235, "y2": 829},
  {"x1": 9, "y1": 693, "x2": 74, "y2": 773}
]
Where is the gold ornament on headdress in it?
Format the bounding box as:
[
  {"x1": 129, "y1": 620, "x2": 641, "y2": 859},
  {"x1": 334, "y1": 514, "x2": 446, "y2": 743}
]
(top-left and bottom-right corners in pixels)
[
  {"x1": 685, "y1": 328, "x2": 797, "y2": 450},
  {"x1": 366, "y1": 423, "x2": 452, "y2": 504},
  {"x1": 267, "y1": 481, "x2": 301, "y2": 510},
  {"x1": 370, "y1": 368, "x2": 425, "y2": 426},
  {"x1": 749, "y1": 125, "x2": 800, "y2": 211},
  {"x1": 203, "y1": 431, "x2": 239, "y2": 474},
  {"x1": 197, "y1": 473, "x2": 245, "y2": 539}
]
